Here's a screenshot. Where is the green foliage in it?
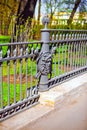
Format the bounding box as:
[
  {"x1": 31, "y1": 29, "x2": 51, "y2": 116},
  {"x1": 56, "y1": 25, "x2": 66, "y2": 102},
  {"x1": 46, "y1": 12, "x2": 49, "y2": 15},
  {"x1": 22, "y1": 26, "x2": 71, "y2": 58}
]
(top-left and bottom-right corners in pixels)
[
  {"x1": 0, "y1": 35, "x2": 11, "y2": 57},
  {"x1": 0, "y1": 35, "x2": 10, "y2": 43}
]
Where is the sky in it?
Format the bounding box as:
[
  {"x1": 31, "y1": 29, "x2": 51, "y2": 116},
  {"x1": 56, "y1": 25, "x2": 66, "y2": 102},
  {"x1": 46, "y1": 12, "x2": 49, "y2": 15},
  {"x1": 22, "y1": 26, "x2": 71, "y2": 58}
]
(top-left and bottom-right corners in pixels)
[
  {"x1": 34, "y1": 0, "x2": 87, "y2": 20},
  {"x1": 35, "y1": 0, "x2": 46, "y2": 20}
]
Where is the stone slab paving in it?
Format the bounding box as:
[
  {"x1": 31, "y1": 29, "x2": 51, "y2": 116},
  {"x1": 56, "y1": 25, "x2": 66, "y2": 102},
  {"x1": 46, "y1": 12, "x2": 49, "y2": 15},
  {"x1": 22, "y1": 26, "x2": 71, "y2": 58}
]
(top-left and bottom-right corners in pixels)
[{"x1": 39, "y1": 72, "x2": 87, "y2": 107}]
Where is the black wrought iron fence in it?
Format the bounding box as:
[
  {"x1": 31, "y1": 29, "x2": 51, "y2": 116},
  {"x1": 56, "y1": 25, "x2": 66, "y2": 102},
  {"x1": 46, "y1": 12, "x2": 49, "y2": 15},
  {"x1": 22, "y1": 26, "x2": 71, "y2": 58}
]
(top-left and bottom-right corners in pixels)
[
  {"x1": 48, "y1": 39, "x2": 87, "y2": 88},
  {"x1": 0, "y1": 15, "x2": 87, "y2": 121},
  {"x1": 37, "y1": 16, "x2": 87, "y2": 91},
  {"x1": 0, "y1": 41, "x2": 42, "y2": 121}
]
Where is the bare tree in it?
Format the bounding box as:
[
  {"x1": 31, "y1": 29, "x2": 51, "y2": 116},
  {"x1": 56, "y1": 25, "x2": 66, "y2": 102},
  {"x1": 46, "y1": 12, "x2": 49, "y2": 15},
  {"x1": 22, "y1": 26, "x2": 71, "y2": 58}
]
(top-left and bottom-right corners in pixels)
[
  {"x1": 14, "y1": 0, "x2": 37, "y2": 42},
  {"x1": 67, "y1": 0, "x2": 81, "y2": 26},
  {"x1": 59, "y1": 0, "x2": 87, "y2": 27},
  {"x1": 43, "y1": 0, "x2": 61, "y2": 20},
  {"x1": 78, "y1": 0, "x2": 87, "y2": 19},
  {"x1": 0, "y1": 0, "x2": 19, "y2": 35}
]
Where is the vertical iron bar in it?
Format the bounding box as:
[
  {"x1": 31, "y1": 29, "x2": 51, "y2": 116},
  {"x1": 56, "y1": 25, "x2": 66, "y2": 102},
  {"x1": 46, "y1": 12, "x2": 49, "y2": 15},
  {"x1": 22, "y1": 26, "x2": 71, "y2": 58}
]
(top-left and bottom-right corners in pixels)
[
  {"x1": 75, "y1": 42, "x2": 78, "y2": 68},
  {"x1": 0, "y1": 62, "x2": 3, "y2": 108},
  {"x1": 54, "y1": 51, "x2": 56, "y2": 77},
  {"x1": 25, "y1": 47, "x2": 28, "y2": 98},
  {"x1": 35, "y1": 46, "x2": 38, "y2": 95},
  {"x1": 84, "y1": 42, "x2": 87, "y2": 65},
  {"x1": 78, "y1": 43, "x2": 80, "y2": 68},
  {"x1": 79, "y1": 42, "x2": 81, "y2": 67},
  {"x1": 30, "y1": 59, "x2": 33, "y2": 97},
  {"x1": 62, "y1": 43, "x2": 64, "y2": 74},
  {"x1": 83, "y1": 42, "x2": 85, "y2": 66},
  {"x1": 74, "y1": 42, "x2": 76, "y2": 69},
  {"x1": 67, "y1": 42, "x2": 70, "y2": 72},
  {"x1": 64, "y1": 43, "x2": 66, "y2": 73},
  {"x1": 0, "y1": 49, "x2": 3, "y2": 108},
  {"x1": 70, "y1": 42, "x2": 72, "y2": 71},
  {"x1": 72, "y1": 42, "x2": 75, "y2": 70},
  {"x1": 20, "y1": 59, "x2": 22, "y2": 100},
  {"x1": 58, "y1": 44, "x2": 60, "y2": 76},
  {"x1": 26, "y1": 58, "x2": 28, "y2": 98},
  {"x1": 14, "y1": 60, "x2": 16, "y2": 104},
  {"x1": 72, "y1": 42, "x2": 74, "y2": 70},
  {"x1": 7, "y1": 48, "x2": 10, "y2": 106},
  {"x1": 59, "y1": 44, "x2": 61, "y2": 75},
  {"x1": 7, "y1": 61, "x2": 10, "y2": 106},
  {"x1": 20, "y1": 47, "x2": 23, "y2": 100},
  {"x1": 85, "y1": 42, "x2": 87, "y2": 65},
  {"x1": 80, "y1": 42, "x2": 82, "y2": 67},
  {"x1": 60, "y1": 43, "x2": 62, "y2": 74},
  {"x1": 82, "y1": 42, "x2": 84, "y2": 66}
]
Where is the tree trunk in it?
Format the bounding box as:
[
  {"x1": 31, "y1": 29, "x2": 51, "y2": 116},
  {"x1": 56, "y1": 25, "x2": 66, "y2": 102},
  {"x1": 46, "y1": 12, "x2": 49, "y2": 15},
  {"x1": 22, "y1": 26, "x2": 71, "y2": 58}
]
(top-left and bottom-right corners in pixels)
[
  {"x1": 14, "y1": 0, "x2": 37, "y2": 42},
  {"x1": 37, "y1": 0, "x2": 41, "y2": 24},
  {"x1": 67, "y1": 0, "x2": 81, "y2": 27},
  {"x1": 0, "y1": 18, "x2": 3, "y2": 35}
]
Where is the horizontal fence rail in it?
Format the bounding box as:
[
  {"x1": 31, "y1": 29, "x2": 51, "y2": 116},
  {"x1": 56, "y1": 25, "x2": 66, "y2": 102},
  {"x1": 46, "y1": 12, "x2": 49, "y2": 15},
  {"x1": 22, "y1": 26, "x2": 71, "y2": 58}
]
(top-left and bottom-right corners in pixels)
[
  {"x1": 0, "y1": 41, "x2": 42, "y2": 121},
  {"x1": 47, "y1": 29, "x2": 87, "y2": 40},
  {"x1": 51, "y1": 18, "x2": 87, "y2": 26}
]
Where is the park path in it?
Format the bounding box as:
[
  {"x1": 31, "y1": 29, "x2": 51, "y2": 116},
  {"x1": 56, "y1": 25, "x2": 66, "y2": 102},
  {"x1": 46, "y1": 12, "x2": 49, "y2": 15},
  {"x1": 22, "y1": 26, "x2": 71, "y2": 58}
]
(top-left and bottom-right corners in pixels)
[{"x1": 28, "y1": 92, "x2": 87, "y2": 130}]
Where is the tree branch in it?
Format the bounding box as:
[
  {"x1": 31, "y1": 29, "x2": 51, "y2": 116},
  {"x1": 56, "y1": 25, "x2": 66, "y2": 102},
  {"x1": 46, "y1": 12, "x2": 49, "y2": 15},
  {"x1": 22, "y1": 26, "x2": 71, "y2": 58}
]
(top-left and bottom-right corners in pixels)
[{"x1": 67, "y1": 0, "x2": 81, "y2": 26}]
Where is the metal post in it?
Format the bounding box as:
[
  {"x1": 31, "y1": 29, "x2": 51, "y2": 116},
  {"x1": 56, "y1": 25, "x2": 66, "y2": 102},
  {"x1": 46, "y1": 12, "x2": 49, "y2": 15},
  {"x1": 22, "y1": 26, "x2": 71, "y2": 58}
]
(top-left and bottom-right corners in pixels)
[{"x1": 37, "y1": 15, "x2": 51, "y2": 92}]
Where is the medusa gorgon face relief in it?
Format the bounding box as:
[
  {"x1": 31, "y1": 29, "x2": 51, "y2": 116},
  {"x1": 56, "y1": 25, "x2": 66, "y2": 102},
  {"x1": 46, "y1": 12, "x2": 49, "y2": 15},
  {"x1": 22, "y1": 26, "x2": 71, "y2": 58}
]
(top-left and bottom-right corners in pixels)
[{"x1": 36, "y1": 52, "x2": 52, "y2": 77}]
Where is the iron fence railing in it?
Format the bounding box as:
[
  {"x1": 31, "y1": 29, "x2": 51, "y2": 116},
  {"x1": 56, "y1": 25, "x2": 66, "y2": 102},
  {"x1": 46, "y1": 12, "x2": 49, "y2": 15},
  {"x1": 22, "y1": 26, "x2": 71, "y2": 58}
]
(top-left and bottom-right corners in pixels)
[
  {"x1": 51, "y1": 19, "x2": 87, "y2": 25},
  {"x1": 0, "y1": 41, "x2": 42, "y2": 121},
  {"x1": 37, "y1": 16, "x2": 87, "y2": 91},
  {"x1": 0, "y1": 15, "x2": 87, "y2": 121},
  {"x1": 48, "y1": 29, "x2": 87, "y2": 40},
  {"x1": 48, "y1": 39, "x2": 87, "y2": 88}
]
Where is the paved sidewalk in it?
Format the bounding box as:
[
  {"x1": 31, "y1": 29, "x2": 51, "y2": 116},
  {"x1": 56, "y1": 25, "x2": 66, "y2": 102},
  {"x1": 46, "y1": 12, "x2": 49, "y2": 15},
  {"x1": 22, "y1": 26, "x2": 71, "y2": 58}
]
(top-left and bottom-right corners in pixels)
[
  {"x1": 39, "y1": 72, "x2": 87, "y2": 107},
  {"x1": 28, "y1": 90, "x2": 87, "y2": 130}
]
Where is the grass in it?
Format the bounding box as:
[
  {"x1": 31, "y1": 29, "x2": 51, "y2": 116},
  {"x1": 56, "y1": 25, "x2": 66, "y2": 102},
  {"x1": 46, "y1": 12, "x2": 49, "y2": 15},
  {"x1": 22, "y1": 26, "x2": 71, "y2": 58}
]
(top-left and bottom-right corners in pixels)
[
  {"x1": 0, "y1": 35, "x2": 11, "y2": 57},
  {"x1": 2, "y1": 82, "x2": 27, "y2": 106},
  {"x1": 1, "y1": 78, "x2": 36, "y2": 107},
  {"x1": 0, "y1": 35, "x2": 10, "y2": 43}
]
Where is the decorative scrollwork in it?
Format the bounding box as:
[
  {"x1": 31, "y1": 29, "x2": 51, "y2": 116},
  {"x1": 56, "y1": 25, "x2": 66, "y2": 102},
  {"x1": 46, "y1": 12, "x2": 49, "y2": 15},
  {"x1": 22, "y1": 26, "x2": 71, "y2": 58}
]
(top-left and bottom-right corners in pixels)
[
  {"x1": 0, "y1": 95, "x2": 39, "y2": 121},
  {"x1": 36, "y1": 52, "x2": 52, "y2": 78}
]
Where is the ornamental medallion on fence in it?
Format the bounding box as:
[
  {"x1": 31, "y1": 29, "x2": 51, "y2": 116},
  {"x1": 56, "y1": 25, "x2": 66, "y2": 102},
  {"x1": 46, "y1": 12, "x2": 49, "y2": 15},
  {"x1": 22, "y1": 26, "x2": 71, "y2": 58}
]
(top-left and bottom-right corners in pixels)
[{"x1": 36, "y1": 52, "x2": 52, "y2": 78}]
